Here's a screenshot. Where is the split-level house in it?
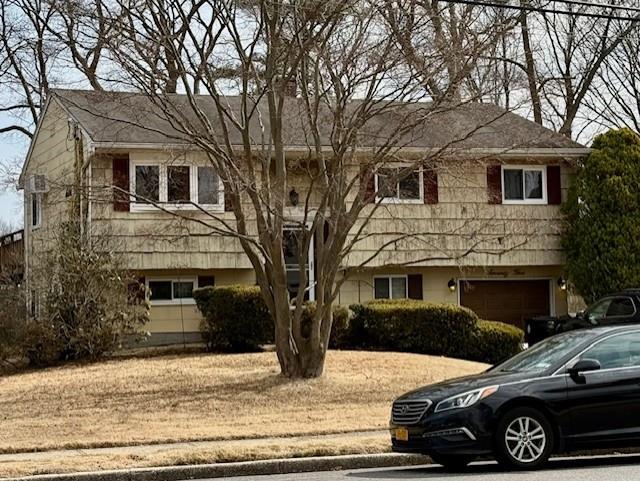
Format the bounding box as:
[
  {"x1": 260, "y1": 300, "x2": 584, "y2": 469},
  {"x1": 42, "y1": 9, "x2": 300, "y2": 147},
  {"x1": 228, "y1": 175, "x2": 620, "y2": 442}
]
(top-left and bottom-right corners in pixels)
[{"x1": 19, "y1": 90, "x2": 589, "y2": 345}]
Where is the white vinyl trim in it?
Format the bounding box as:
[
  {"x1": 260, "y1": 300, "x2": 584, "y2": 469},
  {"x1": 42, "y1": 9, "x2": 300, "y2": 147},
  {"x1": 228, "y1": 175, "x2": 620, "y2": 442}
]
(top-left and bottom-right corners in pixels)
[
  {"x1": 374, "y1": 168, "x2": 424, "y2": 204},
  {"x1": 146, "y1": 276, "x2": 198, "y2": 306},
  {"x1": 129, "y1": 161, "x2": 224, "y2": 213},
  {"x1": 501, "y1": 165, "x2": 548, "y2": 205},
  {"x1": 373, "y1": 275, "x2": 409, "y2": 299}
]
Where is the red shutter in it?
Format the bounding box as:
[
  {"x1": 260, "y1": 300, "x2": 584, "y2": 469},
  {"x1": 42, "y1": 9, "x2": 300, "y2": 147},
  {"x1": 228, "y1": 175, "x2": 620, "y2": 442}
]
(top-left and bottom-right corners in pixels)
[
  {"x1": 407, "y1": 274, "x2": 423, "y2": 300},
  {"x1": 423, "y1": 169, "x2": 438, "y2": 204},
  {"x1": 127, "y1": 276, "x2": 145, "y2": 304},
  {"x1": 223, "y1": 180, "x2": 234, "y2": 212},
  {"x1": 360, "y1": 165, "x2": 376, "y2": 203},
  {"x1": 486, "y1": 165, "x2": 502, "y2": 204},
  {"x1": 547, "y1": 165, "x2": 562, "y2": 205},
  {"x1": 112, "y1": 156, "x2": 130, "y2": 212}
]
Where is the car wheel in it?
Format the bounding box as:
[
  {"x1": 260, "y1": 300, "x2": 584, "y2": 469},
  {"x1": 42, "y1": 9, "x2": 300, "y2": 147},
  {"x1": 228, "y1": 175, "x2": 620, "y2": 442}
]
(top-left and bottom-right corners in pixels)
[
  {"x1": 429, "y1": 453, "x2": 476, "y2": 471},
  {"x1": 495, "y1": 407, "x2": 553, "y2": 470}
]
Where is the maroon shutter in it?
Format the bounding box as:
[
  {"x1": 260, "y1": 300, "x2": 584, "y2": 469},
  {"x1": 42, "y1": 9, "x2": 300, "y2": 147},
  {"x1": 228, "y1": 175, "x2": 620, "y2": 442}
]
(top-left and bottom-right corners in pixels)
[
  {"x1": 547, "y1": 165, "x2": 562, "y2": 205},
  {"x1": 407, "y1": 274, "x2": 423, "y2": 300},
  {"x1": 360, "y1": 166, "x2": 376, "y2": 203},
  {"x1": 112, "y1": 156, "x2": 130, "y2": 212},
  {"x1": 198, "y1": 275, "x2": 215, "y2": 288},
  {"x1": 223, "y1": 180, "x2": 234, "y2": 212},
  {"x1": 423, "y1": 169, "x2": 438, "y2": 204},
  {"x1": 487, "y1": 165, "x2": 502, "y2": 204},
  {"x1": 127, "y1": 276, "x2": 145, "y2": 304}
]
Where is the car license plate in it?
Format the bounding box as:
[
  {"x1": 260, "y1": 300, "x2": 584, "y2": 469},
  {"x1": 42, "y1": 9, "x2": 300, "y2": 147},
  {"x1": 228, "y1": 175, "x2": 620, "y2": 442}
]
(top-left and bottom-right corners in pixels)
[{"x1": 395, "y1": 427, "x2": 409, "y2": 442}]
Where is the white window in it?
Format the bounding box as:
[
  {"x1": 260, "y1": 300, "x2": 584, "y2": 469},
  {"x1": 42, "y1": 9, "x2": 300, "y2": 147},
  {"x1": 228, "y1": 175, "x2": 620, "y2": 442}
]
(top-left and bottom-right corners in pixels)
[
  {"x1": 374, "y1": 276, "x2": 408, "y2": 299},
  {"x1": 147, "y1": 277, "x2": 199, "y2": 305},
  {"x1": 30, "y1": 193, "x2": 42, "y2": 229},
  {"x1": 375, "y1": 168, "x2": 423, "y2": 203},
  {"x1": 130, "y1": 162, "x2": 223, "y2": 212},
  {"x1": 502, "y1": 166, "x2": 547, "y2": 204}
]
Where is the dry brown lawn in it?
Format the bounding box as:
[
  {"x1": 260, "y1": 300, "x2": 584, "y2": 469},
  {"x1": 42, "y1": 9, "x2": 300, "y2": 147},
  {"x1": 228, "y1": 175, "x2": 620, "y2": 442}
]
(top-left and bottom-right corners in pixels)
[
  {"x1": 0, "y1": 434, "x2": 390, "y2": 478},
  {"x1": 0, "y1": 350, "x2": 486, "y2": 454}
]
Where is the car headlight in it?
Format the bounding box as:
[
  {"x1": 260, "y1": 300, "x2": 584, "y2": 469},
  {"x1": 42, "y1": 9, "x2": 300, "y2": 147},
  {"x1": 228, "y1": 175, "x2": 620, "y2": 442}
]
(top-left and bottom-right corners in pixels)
[{"x1": 434, "y1": 386, "x2": 499, "y2": 413}]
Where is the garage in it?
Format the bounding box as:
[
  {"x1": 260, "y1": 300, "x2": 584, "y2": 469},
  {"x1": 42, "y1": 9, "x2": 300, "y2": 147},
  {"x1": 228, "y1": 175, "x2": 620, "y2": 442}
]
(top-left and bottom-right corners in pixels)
[{"x1": 460, "y1": 280, "x2": 551, "y2": 329}]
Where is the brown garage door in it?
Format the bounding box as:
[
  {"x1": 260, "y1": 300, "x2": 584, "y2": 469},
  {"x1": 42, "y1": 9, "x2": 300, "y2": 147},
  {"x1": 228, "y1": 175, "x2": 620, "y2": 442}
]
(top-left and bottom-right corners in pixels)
[{"x1": 460, "y1": 280, "x2": 550, "y2": 329}]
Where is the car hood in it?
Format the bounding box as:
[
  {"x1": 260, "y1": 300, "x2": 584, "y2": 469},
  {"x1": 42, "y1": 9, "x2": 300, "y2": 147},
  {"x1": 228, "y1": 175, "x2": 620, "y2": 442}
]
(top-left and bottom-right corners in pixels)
[{"x1": 395, "y1": 369, "x2": 534, "y2": 403}]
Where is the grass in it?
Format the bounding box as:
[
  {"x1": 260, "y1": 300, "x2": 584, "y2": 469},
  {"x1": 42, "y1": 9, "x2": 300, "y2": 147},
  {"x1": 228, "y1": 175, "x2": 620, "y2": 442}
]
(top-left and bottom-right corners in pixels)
[
  {"x1": 0, "y1": 350, "x2": 485, "y2": 476},
  {"x1": 0, "y1": 434, "x2": 390, "y2": 478}
]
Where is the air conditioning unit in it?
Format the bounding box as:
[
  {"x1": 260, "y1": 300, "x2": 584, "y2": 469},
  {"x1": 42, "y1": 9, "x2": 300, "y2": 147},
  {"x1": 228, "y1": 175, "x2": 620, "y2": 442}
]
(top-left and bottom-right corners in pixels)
[{"x1": 29, "y1": 174, "x2": 49, "y2": 194}]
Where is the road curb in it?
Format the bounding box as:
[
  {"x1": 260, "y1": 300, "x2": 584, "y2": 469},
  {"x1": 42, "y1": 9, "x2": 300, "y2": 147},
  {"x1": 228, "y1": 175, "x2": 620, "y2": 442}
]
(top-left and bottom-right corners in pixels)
[{"x1": 2, "y1": 453, "x2": 430, "y2": 481}]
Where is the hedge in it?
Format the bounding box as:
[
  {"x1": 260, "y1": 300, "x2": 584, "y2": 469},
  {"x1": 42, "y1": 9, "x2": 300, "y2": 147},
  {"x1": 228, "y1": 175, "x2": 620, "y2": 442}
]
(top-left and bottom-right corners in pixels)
[
  {"x1": 194, "y1": 285, "x2": 351, "y2": 352},
  {"x1": 348, "y1": 299, "x2": 478, "y2": 358},
  {"x1": 347, "y1": 299, "x2": 523, "y2": 364},
  {"x1": 463, "y1": 320, "x2": 525, "y2": 365},
  {"x1": 193, "y1": 285, "x2": 273, "y2": 352}
]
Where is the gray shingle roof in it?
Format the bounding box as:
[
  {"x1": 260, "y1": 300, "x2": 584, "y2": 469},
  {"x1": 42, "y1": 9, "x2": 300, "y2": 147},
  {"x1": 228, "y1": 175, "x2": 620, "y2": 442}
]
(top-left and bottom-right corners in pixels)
[{"x1": 51, "y1": 89, "x2": 585, "y2": 151}]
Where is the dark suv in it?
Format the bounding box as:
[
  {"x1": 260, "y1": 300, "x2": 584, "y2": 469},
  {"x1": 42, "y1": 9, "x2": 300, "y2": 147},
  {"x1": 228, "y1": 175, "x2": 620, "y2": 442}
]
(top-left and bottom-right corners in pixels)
[{"x1": 525, "y1": 289, "x2": 640, "y2": 345}]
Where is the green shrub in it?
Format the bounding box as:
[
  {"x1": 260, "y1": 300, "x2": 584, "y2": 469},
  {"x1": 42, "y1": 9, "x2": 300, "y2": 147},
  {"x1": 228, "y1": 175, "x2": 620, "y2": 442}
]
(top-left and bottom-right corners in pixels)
[
  {"x1": 300, "y1": 302, "x2": 351, "y2": 349},
  {"x1": 348, "y1": 299, "x2": 478, "y2": 357},
  {"x1": 0, "y1": 284, "x2": 26, "y2": 364},
  {"x1": 347, "y1": 300, "x2": 523, "y2": 364},
  {"x1": 464, "y1": 320, "x2": 524, "y2": 365},
  {"x1": 194, "y1": 285, "x2": 273, "y2": 352}
]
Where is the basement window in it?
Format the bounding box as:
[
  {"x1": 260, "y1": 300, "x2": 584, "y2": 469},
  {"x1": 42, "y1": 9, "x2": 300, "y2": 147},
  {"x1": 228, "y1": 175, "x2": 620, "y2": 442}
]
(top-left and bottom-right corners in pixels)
[
  {"x1": 374, "y1": 276, "x2": 408, "y2": 299},
  {"x1": 147, "y1": 278, "x2": 201, "y2": 305}
]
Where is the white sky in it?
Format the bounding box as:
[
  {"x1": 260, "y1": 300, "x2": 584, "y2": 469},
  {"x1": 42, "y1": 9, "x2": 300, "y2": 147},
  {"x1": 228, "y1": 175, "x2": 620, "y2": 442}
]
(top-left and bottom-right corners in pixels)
[{"x1": 0, "y1": 115, "x2": 28, "y2": 229}]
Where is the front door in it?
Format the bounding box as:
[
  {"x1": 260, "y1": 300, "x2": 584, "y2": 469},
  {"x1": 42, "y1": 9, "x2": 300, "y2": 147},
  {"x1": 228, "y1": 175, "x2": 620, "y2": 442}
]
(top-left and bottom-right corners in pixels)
[
  {"x1": 282, "y1": 227, "x2": 315, "y2": 302},
  {"x1": 564, "y1": 330, "x2": 640, "y2": 446}
]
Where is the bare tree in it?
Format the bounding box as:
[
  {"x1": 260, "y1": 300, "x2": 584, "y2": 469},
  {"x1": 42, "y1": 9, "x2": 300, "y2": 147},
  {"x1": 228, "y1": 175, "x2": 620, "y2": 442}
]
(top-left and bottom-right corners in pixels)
[
  {"x1": 0, "y1": 0, "x2": 115, "y2": 139},
  {"x1": 515, "y1": 5, "x2": 639, "y2": 138},
  {"x1": 382, "y1": 0, "x2": 518, "y2": 102},
  {"x1": 585, "y1": 33, "x2": 640, "y2": 133},
  {"x1": 83, "y1": 0, "x2": 538, "y2": 379},
  {"x1": 0, "y1": 0, "x2": 60, "y2": 138}
]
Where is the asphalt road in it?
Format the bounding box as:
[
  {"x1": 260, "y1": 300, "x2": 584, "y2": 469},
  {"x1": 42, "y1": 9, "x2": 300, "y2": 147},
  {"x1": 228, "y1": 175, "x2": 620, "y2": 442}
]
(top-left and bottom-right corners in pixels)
[{"x1": 204, "y1": 454, "x2": 640, "y2": 481}]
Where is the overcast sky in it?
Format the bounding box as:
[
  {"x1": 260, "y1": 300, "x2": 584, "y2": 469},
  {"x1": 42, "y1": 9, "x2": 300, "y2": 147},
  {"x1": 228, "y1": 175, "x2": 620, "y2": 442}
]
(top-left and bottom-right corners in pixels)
[{"x1": 0, "y1": 117, "x2": 28, "y2": 229}]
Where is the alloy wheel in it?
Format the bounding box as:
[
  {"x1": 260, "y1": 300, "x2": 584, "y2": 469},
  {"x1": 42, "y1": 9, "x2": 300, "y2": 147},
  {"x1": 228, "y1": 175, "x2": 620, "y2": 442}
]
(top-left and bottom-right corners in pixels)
[{"x1": 504, "y1": 416, "x2": 546, "y2": 463}]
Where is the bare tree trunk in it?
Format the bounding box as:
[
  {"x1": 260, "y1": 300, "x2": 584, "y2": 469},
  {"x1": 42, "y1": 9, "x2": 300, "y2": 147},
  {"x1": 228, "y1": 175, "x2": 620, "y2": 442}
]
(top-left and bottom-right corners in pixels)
[{"x1": 519, "y1": 9, "x2": 542, "y2": 125}]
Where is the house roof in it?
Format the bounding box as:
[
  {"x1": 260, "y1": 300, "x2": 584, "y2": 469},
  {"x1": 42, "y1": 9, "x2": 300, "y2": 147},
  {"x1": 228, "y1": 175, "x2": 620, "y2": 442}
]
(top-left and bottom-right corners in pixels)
[{"x1": 50, "y1": 89, "x2": 586, "y2": 152}]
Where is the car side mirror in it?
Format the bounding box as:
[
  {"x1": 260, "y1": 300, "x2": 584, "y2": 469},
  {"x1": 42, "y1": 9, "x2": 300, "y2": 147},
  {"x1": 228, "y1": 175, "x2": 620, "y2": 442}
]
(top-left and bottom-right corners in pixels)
[{"x1": 568, "y1": 359, "x2": 601, "y2": 382}]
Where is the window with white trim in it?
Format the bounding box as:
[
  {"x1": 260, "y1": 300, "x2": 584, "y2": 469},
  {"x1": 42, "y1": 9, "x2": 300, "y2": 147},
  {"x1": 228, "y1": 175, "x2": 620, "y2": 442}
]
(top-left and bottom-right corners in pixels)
[
  {"x1": 374, "y1": 276, "x2": 408, "y2": 299},
  {"x1": 147, "y1": 277, "x2": 198, "y2": 305},
  {"x1": 502, "y1": 166, "x2": 547, "y2": 204},
  {"x1": 375, "y1": 168, "x2": 423, "y2": 203},
  {"x1": 130, "y1": 162, "x2": 222, "y2": 211},
  {"x1": 31, "y1": 193, "x2": 42, "y2": 229}
]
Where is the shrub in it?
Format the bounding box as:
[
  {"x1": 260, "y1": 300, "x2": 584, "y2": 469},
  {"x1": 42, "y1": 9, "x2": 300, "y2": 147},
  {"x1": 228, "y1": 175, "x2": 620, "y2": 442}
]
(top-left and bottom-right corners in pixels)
[
  {"x1": 348, "y1": 299, "x2": 478, "y2": 357},
  {"x1": 25, "y1": 222, "x2": 149, "y2": 365},
  {"x1": 464, "y1": 320, "x2": 524, "y2": 365},
  {"x1": 194, "y1": 285, "x2": 273, "y2": 352},
  {"x1": 563, "y1": 128, "x2": 640, "y2": 303},
  {"x1": 21, "y1": 321, "x2": 64, "y2": 367},
  {"x1": 299, "y1": 302, "x2": 351, "y2": 349},
  {"x1": 0, "y1": 284, "x2": 27, "y2": 364},
  {"x1": 348, "y1": 300, "x2": 523, "y2": 364}
]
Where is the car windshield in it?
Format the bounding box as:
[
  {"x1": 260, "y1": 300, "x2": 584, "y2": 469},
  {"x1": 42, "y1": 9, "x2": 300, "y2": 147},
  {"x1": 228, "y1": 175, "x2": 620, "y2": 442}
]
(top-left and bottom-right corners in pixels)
[{"x1": 494, "y1": 330, "x2": 592, "y2": 374}]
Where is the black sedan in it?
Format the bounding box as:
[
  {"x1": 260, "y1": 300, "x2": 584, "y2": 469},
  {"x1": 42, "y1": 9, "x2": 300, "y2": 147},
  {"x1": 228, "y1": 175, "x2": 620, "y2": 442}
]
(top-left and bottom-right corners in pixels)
[{"x1": 391, "y1": 325, "x2": 640, "y2": 470}]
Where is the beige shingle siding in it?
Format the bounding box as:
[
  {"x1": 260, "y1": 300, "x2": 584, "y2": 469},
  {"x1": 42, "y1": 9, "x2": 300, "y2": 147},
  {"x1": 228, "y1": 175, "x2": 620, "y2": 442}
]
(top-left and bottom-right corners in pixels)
[{"x1": 23, "y1": 100, "x2": 77, "y2": 284}]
